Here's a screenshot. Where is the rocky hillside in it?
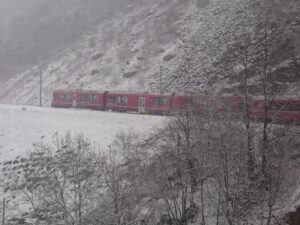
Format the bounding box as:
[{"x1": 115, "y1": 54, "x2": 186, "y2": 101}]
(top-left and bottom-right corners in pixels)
[{"x1": 0, "y1": 0, "x2": 299, "y2": 106}]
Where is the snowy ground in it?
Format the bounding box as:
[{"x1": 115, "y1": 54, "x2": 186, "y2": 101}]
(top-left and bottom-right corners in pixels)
[{"x1": 0, "y1": 104, "x2": 167, "y2": 162}]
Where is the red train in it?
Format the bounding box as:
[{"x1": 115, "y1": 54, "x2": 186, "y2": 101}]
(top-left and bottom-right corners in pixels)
[
  {"x1": 51, "y1": 90, "x2": 300, "y2": 123},
  {"x1": 51, "y1": 90, "x2": 206, "y2": 114},
  {"x1": 251, "y1": 99, "x2": 300, "y2": 123}
]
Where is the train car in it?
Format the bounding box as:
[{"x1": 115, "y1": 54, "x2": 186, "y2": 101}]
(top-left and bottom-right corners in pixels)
[
  {"x1": 73, "y1": 91, "x2": 106, "y2": 110},
  {"x1": 172, "y1": 95, "x2": 206, "y2": 113},
  {"x1": 51, "y1": 91, "x2": 244, "y2": 113},
  {"x1": 199, "y1": 96, "x2": 245, "y2": 114},
  {"x1": 250, "y1": 99, "x2": 300, "y2": 123},
  {"x1": 218, "y1": 96, "x2": 245, "y2": 113},
  {"x1": 145, "y1": 94, "x2": 173, "y2": 114},
  {"x1": 52, "y1": 90, "x2": 106, "y2": 110},
  {"x1": 51, "y1": 90, "x2": 300, "y2": 124},
  {"x1": 105, "y1": 92, "x2": 139, "y2": 112},
  {"x1": 52, "y1": 90, "x2": 73, "y2": 108},
  {"x1": 51, "y1": 90, "x2": 242, "y2": 115},
  {"x1": 105, "y1": 92, "x2": 173, "y2": 114},
  {"x1": 105, "y1": 93, "x2": 208, "y2": 114}
]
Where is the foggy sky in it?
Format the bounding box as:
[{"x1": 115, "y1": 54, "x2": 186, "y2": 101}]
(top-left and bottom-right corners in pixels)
[{"x1": 0, "y1": 0, "x2": 123, "y2": 82}]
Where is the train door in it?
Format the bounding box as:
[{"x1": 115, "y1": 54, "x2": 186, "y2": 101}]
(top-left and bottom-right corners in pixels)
[
  {"x1": 138, "y1": 97, "x2": 146, "y2": 113},
  {"x1": 72, "y1": 94, "x2": 77, "y2": 107}
]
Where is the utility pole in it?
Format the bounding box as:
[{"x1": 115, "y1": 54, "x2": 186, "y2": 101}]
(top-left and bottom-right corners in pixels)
[
  {"x1": 2, "y1": 198, "x2": 5, "y2": 225},
  {"x1": 159, "y1": 65, "x2": 163, "y2": 94},
  {"x1": 39, "y1": 66, "x2": 42, "y2": 107}
]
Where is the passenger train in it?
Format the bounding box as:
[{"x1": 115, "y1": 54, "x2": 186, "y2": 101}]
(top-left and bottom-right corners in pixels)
[{"x1": 51, "y1": 90, "x2": 300, "y2": 124}]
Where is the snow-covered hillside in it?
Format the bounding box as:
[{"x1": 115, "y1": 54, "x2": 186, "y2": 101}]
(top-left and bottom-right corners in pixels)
[
  {"x1": 0, "y1": 104, "x2": 166, "y2": 162},
  {"x1": 0, "y1": 0, "x2": 298, "y2": 105}
]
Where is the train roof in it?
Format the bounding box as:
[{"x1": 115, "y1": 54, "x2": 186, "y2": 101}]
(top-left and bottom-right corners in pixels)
[{"x1": 52, "y1": 89, "x2": 192, "y2": 96}]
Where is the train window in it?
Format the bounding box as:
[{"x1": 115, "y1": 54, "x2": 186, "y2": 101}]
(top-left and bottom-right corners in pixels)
[
  {"x1": 220, "y1": 99, "x2": 233, "y2": 111},
  {"x1": 252, "y1": 102, "x2": 261, "y2": 110},
  {"x1": 184, "y1": 98, "x2": 201, "y2": 107},
  {"x1": 269, "y1": 102, "x2": 280, "y2": 110},
  {"x1": 238, "y1": 100, "x2": 245, "y2": 110},
  {"x1": 295, "y1": 104, "x2": 300, "y2": 111},
  {"x1": 109, "y1": 96, "x2": 115, "y2": 102},
  {"x1": 115, "y1": 96, "x2": 121, "y2": 103},
  {"x1": 120, "y1": 96, "x2": 128, "y2": 105},
  {"x1": 80, "y1": 94, "x2": 87, "y2": 101},
  {"x1": 192, "y1": 98, "x2": 201, "y2": 105},
  {"x1": 93, "y1": 95, "x2": 100, "y2": 101},
  {"x1": 109, "y1": 96, "x2": 124, "y2": 103},
  {"x1": 285, "y1": 103, "x2": 294, "y2": 111},
  {"x1": 184, "y1": 99, "x2": 193, "y2": 106},
  {"x1": 87, "y1": 95, "x2": 94, "y2": 101},
  {"x1": 65, "y1": 94, "x2": 71, "y2": 100},
  {"x1": 152, "y1": 98, "x2": 159, "y2": 105},
  {"x1": 58, "y1": 94, "x2": 71, "y2": 100},
  {"x1": 152, "y1": 97, "x2": 168, "y2": 105},
  {"x1": 279, "y1": 103, "x2": 286, "y2": 111},
  {"x1": 160, "y1": 98, "x2": 168, "y2": 105}
]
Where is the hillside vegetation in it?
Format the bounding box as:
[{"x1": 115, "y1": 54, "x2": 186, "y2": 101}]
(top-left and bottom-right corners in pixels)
[{"x1": 1, "y1": 110, "x2": 300, "y2": 225}]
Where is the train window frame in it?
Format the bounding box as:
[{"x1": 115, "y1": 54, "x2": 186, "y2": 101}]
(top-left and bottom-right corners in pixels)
[
  {"x1": 269, "y1": 102, "x2": 280, "y2": 111},
  {"x1": 192, "y1": 98, "x2": 201, "y2": 105},
  {"x1": 80, "y1": 94, "x2": 88, "y2": 101},
  {"x1": 115, "y1": 96, "x2": 121, "y2": 103},
  {"x1": 184, "y1": 98, "x2": 194, "y2": 107},
  {"x1": 252, "y1": 102, "x2": 261, "y2": 110},
  {"x1": 108, "y1": 96, "x2": 115, "y2": 103},
  {"x1": 184, "y1": 98, "x2": 202, "y2": 108},
  {"x1": 58, "y1": 94, "x2": 71, "y2": 101},
  {"x1": 59, "y1": 94, "x2": 65, "y2": 100},
  {"x1": 159, "y1": 98, "x2": 168, "y2": 105},
  {"x1": 93, "y1": 95, "x2": 100, "y2": 101},
  {"x1": 54, "y1": 94, "x2": 60, "y2": 100},
  {"x1": 278, "y1": 103, "x2": 286, "y2": 111},
  {"x1": 65, "y1": 94, "x2": 71, "y2": 100},
  {"x1": 220, "y1": 99, "x2": 234, "y2": 111},
  {"x1": 109, "y1": 96, "x2": 126, "y2": 104},
  {"x1": 120, "y1": 96, "x2": 128, "y2": 105},
  {"x1": 238, "y1": 100, "x2": 245, "y2": 110},
  {"x1": 152, "y1": 97, "x2": 160, "y2": 105},
  {"x1": 285, "y1": 103, "x2": 294, "y2": 111}
]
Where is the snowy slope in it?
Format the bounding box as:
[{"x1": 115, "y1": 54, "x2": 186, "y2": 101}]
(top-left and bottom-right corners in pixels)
[
  {"x1": 0, "y1": 0, "x2": 298, "y2": 105},
  {"x1": 0, "y1": 0, "x2": 257, "y2": 106},
  {"x1": 0, "y1": 104, "x2": 166, "y2": 162}
]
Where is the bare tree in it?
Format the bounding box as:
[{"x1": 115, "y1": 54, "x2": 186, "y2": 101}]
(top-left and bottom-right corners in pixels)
[
  {"x1": 89, "y1": 132, "x2": 143, "y2": 225},
  {"x1": 141, "y1": 112, "x2": 209, "y2": 225},
  {"x1": 14, "y1": 133, "x2": 100, "y2": 225},
  {"x1": 233, "y1": 29, "x2": 256, "y2": 178}
]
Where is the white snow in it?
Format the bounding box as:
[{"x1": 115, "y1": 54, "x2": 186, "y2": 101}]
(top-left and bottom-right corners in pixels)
[{"x1": 0, "y1": 104, "x2": 167, "y2": 162}]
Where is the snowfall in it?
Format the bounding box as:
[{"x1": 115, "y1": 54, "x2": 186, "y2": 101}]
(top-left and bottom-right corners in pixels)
[{"x1": 0, "y1": 104, "x2": 167, "y2": 162}]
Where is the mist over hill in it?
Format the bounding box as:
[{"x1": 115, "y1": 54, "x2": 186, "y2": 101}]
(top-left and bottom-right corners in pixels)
[{"x1": 0, "y1": 0, "x2": 135, "y2": 82}]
